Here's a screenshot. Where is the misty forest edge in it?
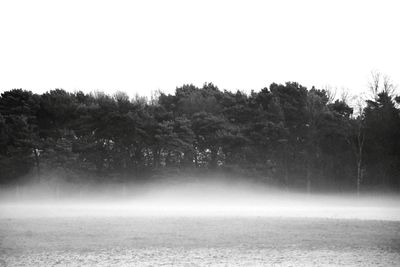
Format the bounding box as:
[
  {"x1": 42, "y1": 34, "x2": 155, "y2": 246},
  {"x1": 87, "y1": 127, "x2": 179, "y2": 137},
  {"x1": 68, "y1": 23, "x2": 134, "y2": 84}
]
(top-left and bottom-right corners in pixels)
[{"x1": 1, "y1": 76, "x2": 400, "y2": 194}]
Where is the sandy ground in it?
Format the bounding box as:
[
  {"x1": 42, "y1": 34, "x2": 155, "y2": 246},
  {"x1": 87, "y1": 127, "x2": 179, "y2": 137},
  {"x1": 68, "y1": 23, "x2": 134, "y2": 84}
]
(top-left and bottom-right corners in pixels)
[{"x1": 0, "y1": 217, "x2": 399, "y2": 266}]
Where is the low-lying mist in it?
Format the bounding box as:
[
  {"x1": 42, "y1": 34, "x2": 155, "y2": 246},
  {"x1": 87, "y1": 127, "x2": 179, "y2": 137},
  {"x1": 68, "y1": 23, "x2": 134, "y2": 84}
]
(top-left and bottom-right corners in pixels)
[{"x1": 1, "y1": 177, "x2": 399, "y2": 221}]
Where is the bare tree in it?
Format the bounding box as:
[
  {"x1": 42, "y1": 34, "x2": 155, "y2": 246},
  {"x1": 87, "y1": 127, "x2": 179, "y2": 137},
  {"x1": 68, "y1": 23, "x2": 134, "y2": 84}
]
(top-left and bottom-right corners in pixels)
[
  {"x1": 354, "y1": 100, "x2": 365, "y2": 197},
  {"x1": 369, "y1": 71, "x2": 381, "y2": 100},
  {"x1": 345, "y1": 96, "x2": 365, "y2": 196},
  {"x1": 340, "y1": 87, "x2": 350, "y2": 103},
  {"x1": 382, "y1": 74, "x2": 396, "y2": 96},
  {"x1": 369, "y1": 71, "x2": 397, "y2": 100},
  {"x1": 323, "y1": 85, "x2": 337, "y2": 104}
]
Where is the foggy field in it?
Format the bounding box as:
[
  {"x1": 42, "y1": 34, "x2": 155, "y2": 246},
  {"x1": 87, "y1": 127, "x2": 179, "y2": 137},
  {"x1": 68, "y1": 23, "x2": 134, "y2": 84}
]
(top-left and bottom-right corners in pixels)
[
  {"x1": 1, "y1": 183, "x2": 400, "y2": 266},
  {"x1": 0, "y1": 217, "x2": 400, "y2": 266},
  {"x1": 1, "y1": 181, "x2": 400, "y2": 220},
  {"x1": 2, "y1": 0, "x2": 400, "y2": 265}
]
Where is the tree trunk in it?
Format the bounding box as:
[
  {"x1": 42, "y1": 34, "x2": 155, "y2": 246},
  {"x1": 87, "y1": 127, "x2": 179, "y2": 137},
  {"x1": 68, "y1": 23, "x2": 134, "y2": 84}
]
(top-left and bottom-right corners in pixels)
[
  {"x1": 153, "y1": 148, "x2": 160, "y2": 169},
  {"x1": 194, "y1": 150, "x2": 198, "y2": 168},
  {"x1": 210, "y1": 148, "x2": 218, "y2": 169},
  {"x1": 33, "y1": 147, "x2": 41, "y2": 183},
  {"x1": 182, "y1": 150, "x2": 193, "y2": 167},
  {"x1": 134, "y1": 147, "x2": 143, "y2": 168},
  {"x1": 356, "y1": 160, "x2": 361, "y2": 196},
  {"x1": 166, "y1": 151, "x2": 172, "y2": 167},
  {"x1": 356, "y1": 131, "x2": 364, "y2": 197}
]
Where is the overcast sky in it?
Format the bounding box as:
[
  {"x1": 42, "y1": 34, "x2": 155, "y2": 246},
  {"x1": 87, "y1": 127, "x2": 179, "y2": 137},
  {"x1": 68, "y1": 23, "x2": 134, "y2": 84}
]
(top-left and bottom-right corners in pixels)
[{"x1": 0, "y1": 0, "x2": 398, "y2": 97}]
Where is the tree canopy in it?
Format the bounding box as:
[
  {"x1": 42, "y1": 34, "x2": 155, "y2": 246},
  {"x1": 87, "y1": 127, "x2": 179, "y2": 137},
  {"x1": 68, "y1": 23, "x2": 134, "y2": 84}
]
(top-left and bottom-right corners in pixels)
[{"x1": 1, "y1": 81, "x2": 399, "y2": 193}]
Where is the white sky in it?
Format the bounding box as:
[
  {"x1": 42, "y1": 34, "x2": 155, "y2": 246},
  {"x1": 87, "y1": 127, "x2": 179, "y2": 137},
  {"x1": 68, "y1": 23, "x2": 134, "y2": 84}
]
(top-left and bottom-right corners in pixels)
[{"x1": 0, "y1": 0, "x2": 399, "y2": 97}]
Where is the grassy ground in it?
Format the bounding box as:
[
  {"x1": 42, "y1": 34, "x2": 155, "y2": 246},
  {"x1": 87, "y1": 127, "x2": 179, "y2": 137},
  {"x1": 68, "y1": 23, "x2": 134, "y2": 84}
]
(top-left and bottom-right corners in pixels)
[{"x1": 1, "y1": 217, "x2": 399, "y2": 266}]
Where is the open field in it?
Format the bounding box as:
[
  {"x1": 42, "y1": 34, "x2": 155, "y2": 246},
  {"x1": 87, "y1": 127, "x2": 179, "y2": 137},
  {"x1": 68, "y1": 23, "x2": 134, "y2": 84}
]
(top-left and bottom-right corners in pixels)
[
  {"x1": 1, "y1": 186, "x2": 400, "y2": 266},
  {"x1": 1, "y1": 216, "x2": 399, "y2": 266}
]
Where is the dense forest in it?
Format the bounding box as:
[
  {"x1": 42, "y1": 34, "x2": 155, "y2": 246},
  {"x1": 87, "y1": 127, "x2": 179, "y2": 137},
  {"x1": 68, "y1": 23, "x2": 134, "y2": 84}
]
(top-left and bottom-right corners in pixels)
[{"x1": 1, "y1": 76, "x2": 400, "y2": 193}]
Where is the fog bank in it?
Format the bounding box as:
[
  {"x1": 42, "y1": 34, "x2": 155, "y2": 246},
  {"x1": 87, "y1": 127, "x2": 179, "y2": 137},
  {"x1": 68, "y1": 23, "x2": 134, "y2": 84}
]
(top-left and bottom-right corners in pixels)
[{"x1": 1, "y1": 179, "x2": 399, "y2": 221}]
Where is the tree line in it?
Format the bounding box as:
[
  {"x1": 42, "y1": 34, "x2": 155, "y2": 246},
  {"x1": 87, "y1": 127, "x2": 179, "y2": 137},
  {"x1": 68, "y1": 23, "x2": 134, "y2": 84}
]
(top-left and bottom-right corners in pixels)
[{"x1": 1, "y1": 77, "x2": 399, "y2": 193}]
